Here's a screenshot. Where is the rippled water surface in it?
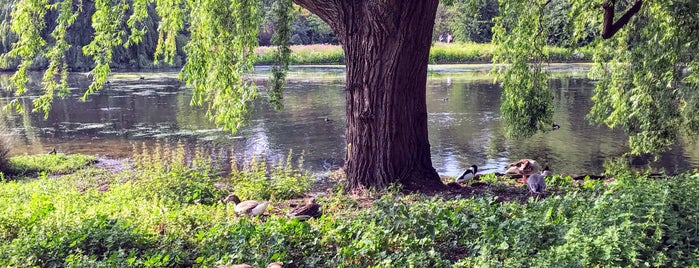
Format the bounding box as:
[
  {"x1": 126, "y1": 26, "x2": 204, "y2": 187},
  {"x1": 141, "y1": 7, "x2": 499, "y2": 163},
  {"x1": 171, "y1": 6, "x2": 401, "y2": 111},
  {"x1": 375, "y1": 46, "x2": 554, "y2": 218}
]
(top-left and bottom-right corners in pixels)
[{"x1": 3, "y1": 64, "x2": 698, "y2": 176}]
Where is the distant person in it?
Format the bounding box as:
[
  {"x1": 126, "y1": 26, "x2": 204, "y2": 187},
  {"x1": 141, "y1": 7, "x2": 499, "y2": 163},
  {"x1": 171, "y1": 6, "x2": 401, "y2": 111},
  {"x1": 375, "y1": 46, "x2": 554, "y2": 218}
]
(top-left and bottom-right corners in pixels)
[
  {"x1": 438, "y1": 34, "x2": 444, "y2": 43},
  {"x1": 446, "y1": 33, "x2": 453, "y2": 43}
]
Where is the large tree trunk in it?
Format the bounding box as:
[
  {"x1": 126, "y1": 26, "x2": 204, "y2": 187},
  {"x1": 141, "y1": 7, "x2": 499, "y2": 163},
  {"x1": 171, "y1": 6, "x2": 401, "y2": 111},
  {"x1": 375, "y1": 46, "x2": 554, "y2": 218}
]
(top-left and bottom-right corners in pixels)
[{"x1": 293, "y1": 0, "x2": 443, "y2": 191}]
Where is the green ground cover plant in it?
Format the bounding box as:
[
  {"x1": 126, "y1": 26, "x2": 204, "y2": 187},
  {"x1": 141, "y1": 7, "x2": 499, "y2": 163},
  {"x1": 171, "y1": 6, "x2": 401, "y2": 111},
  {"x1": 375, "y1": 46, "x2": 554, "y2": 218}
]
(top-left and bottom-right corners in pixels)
[{"x1": 1, "y1": 149, "x2": 697, "y2": 267}]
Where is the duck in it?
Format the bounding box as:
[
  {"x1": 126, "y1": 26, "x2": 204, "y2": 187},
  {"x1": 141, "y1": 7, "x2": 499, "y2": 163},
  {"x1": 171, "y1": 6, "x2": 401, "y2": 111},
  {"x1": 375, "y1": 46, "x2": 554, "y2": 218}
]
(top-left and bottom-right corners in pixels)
[
  {"x1": 526, "y1": 166, "x2": 549, "y2": 195},
  {"x1": 505, "y1": 159, "x2": 540, "y2": 176},
  {"x1": 215, "y1": 265, "x2": 254, "y2": 268},
  {"x1": 216, "y1": 263, "x2": 282, "y2": 268},
  {"x1": 266, "y1": 262, "x2": 283, "y2": 268},
  {"x1": 223, "y1": 194, "x2": 269, "y2": 216},
  {"x1": 287, "y1": 198, "x2": 322, "y2": 221},
  {"x1": 455, "y1": 165, "x2": 478, "y2": 184}
]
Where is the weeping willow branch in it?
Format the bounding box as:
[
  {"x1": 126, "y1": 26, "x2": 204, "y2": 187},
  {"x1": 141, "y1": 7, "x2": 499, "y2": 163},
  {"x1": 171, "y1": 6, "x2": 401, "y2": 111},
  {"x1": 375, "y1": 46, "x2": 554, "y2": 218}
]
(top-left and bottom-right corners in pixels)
[
  {"x1": 492, "y1": 0, "x2": 554, "y2": 138},
  {"x1": 180, "y1": 0, "x2": 262, "y2": 133},
  {"x1": 269, "y1": 0, "x2": 294, "y2": 110}
]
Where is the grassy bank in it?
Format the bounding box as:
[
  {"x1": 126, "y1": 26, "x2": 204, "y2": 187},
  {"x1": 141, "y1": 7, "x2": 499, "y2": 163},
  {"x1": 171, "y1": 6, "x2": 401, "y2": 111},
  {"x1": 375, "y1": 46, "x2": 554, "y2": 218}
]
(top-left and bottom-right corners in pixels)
[
  {"x1": 1, "y1": 149, "x2": 698, "y2": 267},
  {"x1": 254, "y1": 43, "x2": 593, "y2": 65}
]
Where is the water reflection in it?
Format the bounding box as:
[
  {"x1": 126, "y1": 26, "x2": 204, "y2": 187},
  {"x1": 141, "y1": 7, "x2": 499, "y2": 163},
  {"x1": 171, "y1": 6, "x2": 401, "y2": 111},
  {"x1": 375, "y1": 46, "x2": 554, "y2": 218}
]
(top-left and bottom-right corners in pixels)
[{"x1": 1, "y1": 65, "x2": 697, "y2": 176}]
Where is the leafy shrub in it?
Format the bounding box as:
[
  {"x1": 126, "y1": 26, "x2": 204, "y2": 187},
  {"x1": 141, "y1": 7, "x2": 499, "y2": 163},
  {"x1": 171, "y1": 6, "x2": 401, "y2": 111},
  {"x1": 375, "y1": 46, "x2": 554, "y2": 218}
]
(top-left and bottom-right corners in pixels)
[
  {"x1": 132, "y1": 140, "x2": 226, "y2": 205},
  {"x1": 231, "y1": 150, "x2": 313, "y2": 200}
]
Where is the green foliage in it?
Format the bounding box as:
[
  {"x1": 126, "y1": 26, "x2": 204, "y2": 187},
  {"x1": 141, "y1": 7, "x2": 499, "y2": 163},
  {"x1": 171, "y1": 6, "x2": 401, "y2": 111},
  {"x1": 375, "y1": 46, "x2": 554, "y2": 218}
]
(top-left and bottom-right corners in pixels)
[
  {"x1": 268, "y1": 0, "x2": 294, "y2": 110},
  {"x1": 231, "y1": 149, "x2": 313, "y2": 200},
  {"x1": 153, "y1": 0, "x2": 185, "y2": 65},
  {"x1": 180, "y1": 0, "x2": 262, "y2": 133},
  {"x1": 4, "y1": 0, "x2": 48, "y2": 113},
  {"x1": 288, "y1": 12, "x2": 337, "y2": 45},
  {"x1": 5, "y1": 214, "x2": 157, "y2": 268},
  {"x1": 580, "y1": 0, "x2": 699, "y2": 154},
  {"x1": 492, "y1": 0, "x2": 698, "y2": 154},
  {"x1": 443, "y1": 0, "x2": 497, "y2": 43},
  {"x1": 492, "y1": 0, "x2": 555, "y2": 138},
  {"x1": 132, "y1": 140, "x2": 226, "y2": 205},
  {"x1": 81, "y1": 0, "x2": 130, "y2": 100},
  {"x1": 2, "y1": 154, "x2": 699, "y2": 266},
  {"x1": 8, "y1": 153, "x2": 97, "y2": 177}
]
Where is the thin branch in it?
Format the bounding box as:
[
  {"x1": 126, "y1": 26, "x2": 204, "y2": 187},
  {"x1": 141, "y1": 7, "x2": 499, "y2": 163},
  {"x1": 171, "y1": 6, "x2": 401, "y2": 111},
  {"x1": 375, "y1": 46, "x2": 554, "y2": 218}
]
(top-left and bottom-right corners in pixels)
[{"x1": 601, "y1": 0, "x2": 643, "y2": 39}]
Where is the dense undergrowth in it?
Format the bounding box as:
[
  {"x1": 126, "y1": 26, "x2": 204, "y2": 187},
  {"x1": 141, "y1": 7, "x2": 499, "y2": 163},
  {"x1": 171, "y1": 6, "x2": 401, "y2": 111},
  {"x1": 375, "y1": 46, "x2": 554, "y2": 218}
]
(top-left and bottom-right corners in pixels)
[
  {"x1": 254, "y1": 43, "x2": 592, "y2": 65},
  {"x1": 1, "y1": 146, "x2": 698, "y2": 267}
]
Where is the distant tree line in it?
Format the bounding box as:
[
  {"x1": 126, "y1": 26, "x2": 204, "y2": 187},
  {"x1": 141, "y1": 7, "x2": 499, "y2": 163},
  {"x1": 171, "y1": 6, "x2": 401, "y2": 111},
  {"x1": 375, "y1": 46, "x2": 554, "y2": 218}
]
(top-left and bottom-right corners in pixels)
[{"x1": 0, "y1": 0, "x2": 587, "y2": 71}]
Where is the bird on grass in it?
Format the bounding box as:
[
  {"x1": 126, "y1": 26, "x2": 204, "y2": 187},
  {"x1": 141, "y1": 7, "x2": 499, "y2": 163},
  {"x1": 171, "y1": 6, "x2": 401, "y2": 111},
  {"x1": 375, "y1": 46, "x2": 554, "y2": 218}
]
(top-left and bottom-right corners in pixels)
[
  {"x1": 552, "y1": 124, "x2": 560, "y2": 130},
  {"x1": 505, "y1": 159, "x2": 540, "y2": 178},
  {"x1": 216, "y1": 263, "x2": 282, "y2": 268},
  {"x1": 223, "y1": 194, "x2": 269, "y2": 216},
  {"x1": 526, "y1": 166, "x2": 550, "y2": 196},
  {"x1": 455, "y1": 165, "x2": 478, "y2": 184},
  {"x1": 287, "y1": 198, "x2": 322, "y2": 221}
]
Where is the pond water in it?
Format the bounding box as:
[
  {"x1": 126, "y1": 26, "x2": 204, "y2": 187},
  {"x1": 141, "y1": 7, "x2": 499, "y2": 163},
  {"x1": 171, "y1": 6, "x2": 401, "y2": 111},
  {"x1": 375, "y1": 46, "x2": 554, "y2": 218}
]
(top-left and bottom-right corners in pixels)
[{"x1": 2, "y1": 64, "x2": 698, "y2": 177}]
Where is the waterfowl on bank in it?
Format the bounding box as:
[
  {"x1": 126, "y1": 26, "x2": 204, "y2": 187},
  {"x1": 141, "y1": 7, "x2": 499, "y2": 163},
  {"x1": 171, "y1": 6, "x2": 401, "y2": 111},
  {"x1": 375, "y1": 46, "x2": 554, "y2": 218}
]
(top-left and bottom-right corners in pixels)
[
  {"x1": 266, "y1": 262, "x2": 283, "y2": 268},
  {"x1": 455, "y1": 165, "x2": 478, "y2": 184},
  {"x1": 215, "y1": 265, "x2": 255, "y2": 268},
  {"x1": 505, "y1": 159, "x2": 540, "y2": 176},
  {"x1": 526, "y1": 170, "x2": 547, "y2": 195},
  {"x1": 223, "y1": 194, "x2": 270, "y2": 216},
  {"x1": 215, "y1": 263, "x2": 282, "y2": 268},
  {"x1": 287, "y1": 198, "x2": 322, "y2": 221}
]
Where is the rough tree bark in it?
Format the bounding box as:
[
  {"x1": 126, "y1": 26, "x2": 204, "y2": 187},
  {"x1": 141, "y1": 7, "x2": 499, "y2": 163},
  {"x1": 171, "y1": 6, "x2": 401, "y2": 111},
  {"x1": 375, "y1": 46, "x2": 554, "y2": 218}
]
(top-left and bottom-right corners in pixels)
[{"x1": 292, "y1": 0, "x2": 444, "y2": 191}]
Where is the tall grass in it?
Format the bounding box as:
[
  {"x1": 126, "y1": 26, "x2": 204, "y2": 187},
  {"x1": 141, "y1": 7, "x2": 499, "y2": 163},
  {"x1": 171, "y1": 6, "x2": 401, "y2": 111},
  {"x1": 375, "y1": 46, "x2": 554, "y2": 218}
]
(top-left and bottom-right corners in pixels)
[{"x1": 254, "y1": 43, "x2": 593, "y2": 65}]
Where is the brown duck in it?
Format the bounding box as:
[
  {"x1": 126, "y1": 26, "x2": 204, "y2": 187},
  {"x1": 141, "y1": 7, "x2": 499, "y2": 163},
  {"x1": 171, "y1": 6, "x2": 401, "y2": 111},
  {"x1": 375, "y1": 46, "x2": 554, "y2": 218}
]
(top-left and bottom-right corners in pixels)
[{"x1": 287, "y1": 198, "x2": 322, "y2": 221}]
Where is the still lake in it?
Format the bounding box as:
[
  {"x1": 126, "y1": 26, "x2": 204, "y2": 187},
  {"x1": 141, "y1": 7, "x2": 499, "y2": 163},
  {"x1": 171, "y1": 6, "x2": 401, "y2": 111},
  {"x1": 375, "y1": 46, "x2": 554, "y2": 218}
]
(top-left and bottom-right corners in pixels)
[{"x1": 2, "y1": 64, "x2": 698, "y2": 177}]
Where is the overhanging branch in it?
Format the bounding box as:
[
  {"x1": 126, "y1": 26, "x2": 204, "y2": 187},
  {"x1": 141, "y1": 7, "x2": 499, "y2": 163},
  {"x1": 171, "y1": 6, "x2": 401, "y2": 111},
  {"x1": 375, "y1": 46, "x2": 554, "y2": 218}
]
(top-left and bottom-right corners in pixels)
[
  {"x1": 601, "y1": 0, "x2": 643, "y2": 39},
  {"x1": 292, "y1": 0, "x2": 343, "y2": 31}
]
